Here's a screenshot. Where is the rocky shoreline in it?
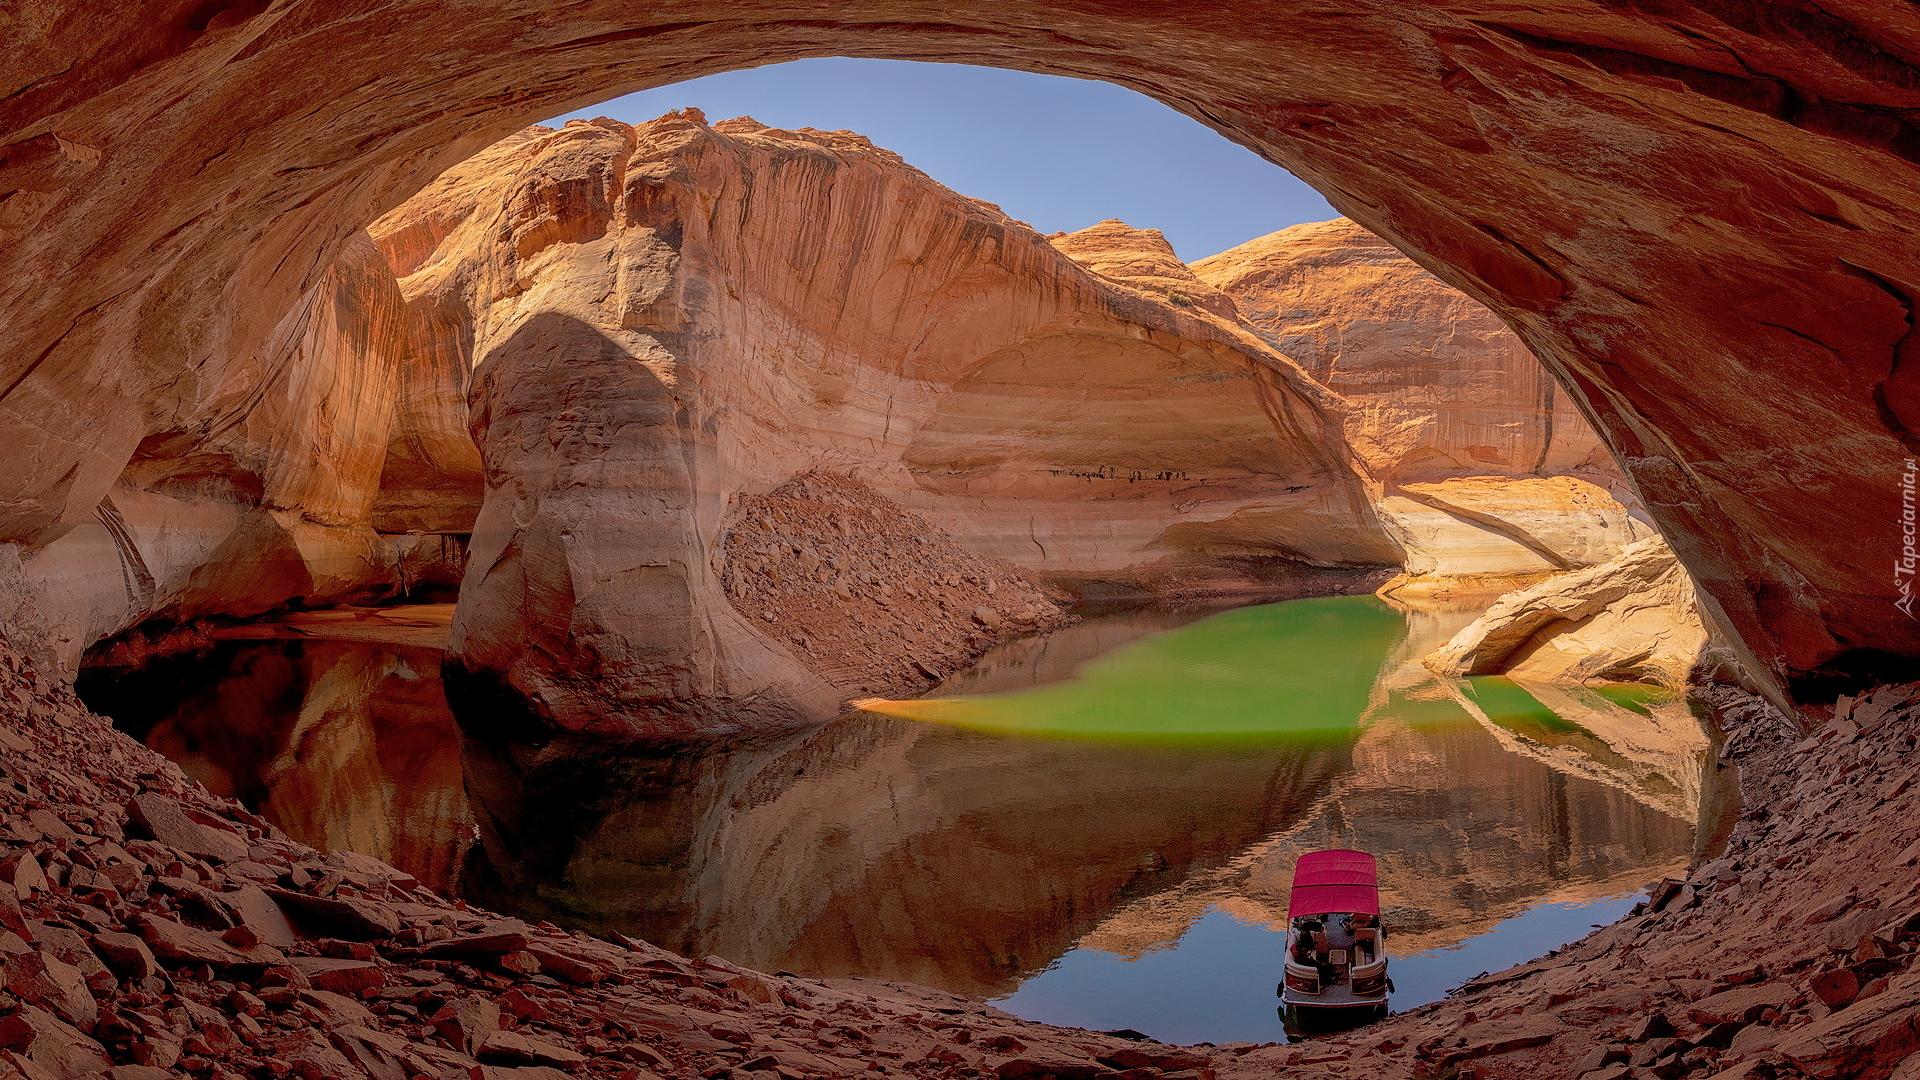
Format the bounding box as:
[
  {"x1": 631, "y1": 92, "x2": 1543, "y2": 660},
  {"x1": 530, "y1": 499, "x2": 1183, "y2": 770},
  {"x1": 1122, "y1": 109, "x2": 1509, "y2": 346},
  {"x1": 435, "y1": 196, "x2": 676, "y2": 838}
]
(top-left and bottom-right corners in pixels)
[
  {"x1": 10, "y1": 618, "x2": 1920, "y2": 1080},
  {"x1": 0, "y1": 632, "x2": 1251, "y2": 1080}
]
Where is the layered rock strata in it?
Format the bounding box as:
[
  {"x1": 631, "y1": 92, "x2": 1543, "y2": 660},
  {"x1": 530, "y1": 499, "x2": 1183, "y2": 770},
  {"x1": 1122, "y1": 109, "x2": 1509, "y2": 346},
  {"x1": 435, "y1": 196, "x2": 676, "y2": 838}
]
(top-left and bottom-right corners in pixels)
[
  {"x1": 5, "y1": 1, "x2": 1920, "y2": 1070},
  {"x1": 0, "y1": 234, "x2": 413, "y2": 677},
  {"x1": 377, "y1": 112, "x2": 1396, "y2": 735},
  {"x1": 10, "y1": 0, "x2": 1920, "y2": 701},
  {"x1": 1193, "y1": 219, "x2": 1654, "y2": 591},
  {"x1": 1427, "y1": 535, "x2": 1712, "y2": 690},
  {"x1": 1193, "y1": 219, "x2": 1611, "y2": 487},
  {"x1": 0, "y1": 116, "x2": 1676, "y2": 720}
]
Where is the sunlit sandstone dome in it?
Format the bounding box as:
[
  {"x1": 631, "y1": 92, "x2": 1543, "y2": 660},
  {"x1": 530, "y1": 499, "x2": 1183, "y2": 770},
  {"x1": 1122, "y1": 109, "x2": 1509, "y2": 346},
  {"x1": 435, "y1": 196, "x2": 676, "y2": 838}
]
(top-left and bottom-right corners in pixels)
[{"x1": 0, "y1": 109, "x2": 1683, "y2": 735}]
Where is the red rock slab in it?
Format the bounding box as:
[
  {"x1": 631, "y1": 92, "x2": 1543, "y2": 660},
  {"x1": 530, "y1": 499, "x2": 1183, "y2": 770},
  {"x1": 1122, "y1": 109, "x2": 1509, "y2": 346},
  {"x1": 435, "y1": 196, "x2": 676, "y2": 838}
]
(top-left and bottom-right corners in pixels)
[
  {"x1": 1100, "y1": 1047, "x2": 1213, "y2": 1071},
  {"x1": 397, "y1": 921, "x2": 530, "y2": 959},
  {"x1": 1687, "y1": 981, "x2": 1800, "y2": 1026},
  {"x1": 125, "y1": 793, "x2": 248, "y2": 863},
  {"x1": 223, "y1": 883, "x2": 295, "y2": 941},
  {"x1": 131, "y1": 912, "x2": 250, "y2": 968},
  {"x1": 525, "y1": 942, "x2": 605, "y2": 984},
  {"x1": 995, "y1": 1053, "x2": 1109, "y2": 1079},
  {"x1": 1778, "y1": 969, "x2": 1920, "y2": 1078},
  {"x1": 265, "y1": 886, "x2": 401, "y2": 940},
  {"x1": 87, "y1": 930, "x2": 155, "y2": 979},
  {"x1": 1, "y1": 949, "x2": 96, "y2": 1029},
  {"x1": 0, "y1": 853, "x2": 46, "y2": 897},
  {"x1": 0, "y1": 1005, "x2": 112, "y2": 1080},
  {"x1": 429, "y1": 997, "x2": 501, "y2": 1056},
  {"x1": 286, "y1": 955, "x2": 388, "y2": 996},
  {"x1": 476, "y1": 1029, "x2": 587, "y2": 1070},
  {"x1": 1433, "y1": 1014, "x2": 1567, "y2": 1065},
  {"x1": 479, "y1": 1068, "x2": 573, "y2": 1080},
  {"x1": 295, "y1": 988, "x2": 378, "y2": 1029}
]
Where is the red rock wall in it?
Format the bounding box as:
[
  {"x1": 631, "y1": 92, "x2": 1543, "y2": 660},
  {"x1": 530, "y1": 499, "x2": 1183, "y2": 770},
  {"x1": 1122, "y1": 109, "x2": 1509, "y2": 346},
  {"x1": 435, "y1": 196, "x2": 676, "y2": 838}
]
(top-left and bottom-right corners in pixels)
[
  {"x1": 1195, "y1": 219, "x2": 1659, "y2": 588},
  {"x1": 0, "y1": 233, "x2": 411, "y2": 674},
  {"x1": 376, "y1": 113, "x2": 1393, "y2": 735},
  {"x1": 9, "y1": 0, "x2": 1916, "y2": 702},
  {"x1": 1193, "y1": 218, "x2": 1613, "y2": 488}
]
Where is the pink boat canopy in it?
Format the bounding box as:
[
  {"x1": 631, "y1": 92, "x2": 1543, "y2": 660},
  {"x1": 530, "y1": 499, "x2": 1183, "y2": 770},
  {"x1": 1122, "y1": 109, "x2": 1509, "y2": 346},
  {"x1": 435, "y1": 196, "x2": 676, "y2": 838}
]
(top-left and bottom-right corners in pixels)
[{"x1": 1288, "y1": 849, "x2": 1380, "y2": 918}]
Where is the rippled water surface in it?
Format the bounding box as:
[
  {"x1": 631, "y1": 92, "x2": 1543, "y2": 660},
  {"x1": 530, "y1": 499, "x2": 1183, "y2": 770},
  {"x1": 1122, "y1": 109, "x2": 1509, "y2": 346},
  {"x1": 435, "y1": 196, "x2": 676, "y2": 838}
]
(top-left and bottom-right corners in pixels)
[{"x1": 80, "y1": 594, "x2": 1710, "y2": 1044}]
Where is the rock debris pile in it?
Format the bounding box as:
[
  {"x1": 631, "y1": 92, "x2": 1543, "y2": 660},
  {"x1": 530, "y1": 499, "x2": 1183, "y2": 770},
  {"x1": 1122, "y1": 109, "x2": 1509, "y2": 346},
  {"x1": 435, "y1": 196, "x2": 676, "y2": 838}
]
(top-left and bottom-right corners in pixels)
[{"x1": 719, "y1": 474, "x2": 1074, "y2": 700}]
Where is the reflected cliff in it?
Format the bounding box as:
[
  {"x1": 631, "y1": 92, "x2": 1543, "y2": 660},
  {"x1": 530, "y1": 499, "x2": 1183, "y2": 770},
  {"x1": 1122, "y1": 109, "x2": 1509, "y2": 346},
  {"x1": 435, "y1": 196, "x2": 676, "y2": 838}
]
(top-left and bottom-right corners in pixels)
[
  {"x1": 79, "y1": 639, "x2": 473, "y2": 892},
  {"x1": 460, "y1": 714, "x2": 1352, "y2": 994},
  {"x1": 80, "y1": 593, "x2": 1708, "y2": 1008}
]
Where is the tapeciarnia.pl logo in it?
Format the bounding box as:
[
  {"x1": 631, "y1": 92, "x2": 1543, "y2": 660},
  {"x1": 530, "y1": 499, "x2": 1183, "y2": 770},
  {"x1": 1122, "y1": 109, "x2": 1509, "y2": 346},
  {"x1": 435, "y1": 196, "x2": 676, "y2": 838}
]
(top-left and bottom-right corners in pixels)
[{"x1": 1901, "y1": 458, "x2": 1918, "y2": 620}]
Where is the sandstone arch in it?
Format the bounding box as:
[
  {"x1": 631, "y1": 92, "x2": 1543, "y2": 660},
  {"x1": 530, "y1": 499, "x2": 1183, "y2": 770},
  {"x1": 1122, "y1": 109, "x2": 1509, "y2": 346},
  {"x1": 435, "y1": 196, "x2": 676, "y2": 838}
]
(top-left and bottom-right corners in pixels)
[{"x1": 8, "y1": 3, "x2": 1920, "y2": 703}]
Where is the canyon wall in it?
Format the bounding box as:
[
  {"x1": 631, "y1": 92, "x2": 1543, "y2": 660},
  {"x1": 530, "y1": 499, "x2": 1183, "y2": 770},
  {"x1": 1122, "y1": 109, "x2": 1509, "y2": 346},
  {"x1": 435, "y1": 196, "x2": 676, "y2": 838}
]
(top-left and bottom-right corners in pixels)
[
  {"x1": 0, "y1": 233, "x2": 411, "y2": 676},
  {"x1": 1194, "y1": 219, "x2": 1653, "y2": 590},
  {"x1": 1191, "y1": 218, "x2": 1704, "y2": 684},
  {"x1": 0, "y1": 101, "x2": 1671, "y2": 726},
  {"x1": 374, "y1": 111, "x2": 1399, "y2": 736},
  {"x1": 374, "y1": 111, "x2": 1686, "y2": 733},
  {"x1": 4, "y1": 4, "x2": 1920, "y2": 1075},
  {"x1": 13, "y1": 0, "x2": 1917, "y2": 700}
]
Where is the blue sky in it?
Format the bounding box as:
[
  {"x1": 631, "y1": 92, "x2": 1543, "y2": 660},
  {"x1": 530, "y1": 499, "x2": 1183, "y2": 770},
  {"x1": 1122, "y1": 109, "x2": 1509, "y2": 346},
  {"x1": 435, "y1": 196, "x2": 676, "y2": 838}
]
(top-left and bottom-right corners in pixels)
[{"x1": 544, "y1": 59, "x2": 1338, "y2": 263}]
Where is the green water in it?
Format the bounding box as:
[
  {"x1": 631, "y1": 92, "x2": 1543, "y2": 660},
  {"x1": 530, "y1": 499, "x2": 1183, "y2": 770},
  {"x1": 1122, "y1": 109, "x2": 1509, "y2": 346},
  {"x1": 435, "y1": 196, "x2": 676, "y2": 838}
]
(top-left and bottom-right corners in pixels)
[
  {"x1": 1590, "y1": 682, "x2": 1681, "y2": 716},
  {"x1": 1465, "y1": 675, "x2": 1590, "y2": 736},
  {"x1": 861, "y1": 595, "x2": 1409, "y2": 738}
]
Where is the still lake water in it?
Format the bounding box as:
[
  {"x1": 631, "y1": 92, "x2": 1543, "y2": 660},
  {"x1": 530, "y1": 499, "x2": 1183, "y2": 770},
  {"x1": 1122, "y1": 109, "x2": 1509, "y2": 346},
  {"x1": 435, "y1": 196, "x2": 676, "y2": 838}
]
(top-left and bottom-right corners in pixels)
[{"x1": 80, "y1": 594, "x2": 1708, "y2": 1045}]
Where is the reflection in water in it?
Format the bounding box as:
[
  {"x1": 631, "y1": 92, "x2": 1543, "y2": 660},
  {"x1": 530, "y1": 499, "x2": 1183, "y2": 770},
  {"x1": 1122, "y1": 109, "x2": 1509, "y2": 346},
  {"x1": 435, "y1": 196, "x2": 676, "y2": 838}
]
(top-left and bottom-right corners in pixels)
[
  {"x1": 78, "y1": 641, "x2": 473, "y2": 893},
  {"x1": 79, "y1": 594, "x2": 1708, "y2": 1044},
  {"x1": 460, "y1": 714, "x2": 1351, "y2": 996}
]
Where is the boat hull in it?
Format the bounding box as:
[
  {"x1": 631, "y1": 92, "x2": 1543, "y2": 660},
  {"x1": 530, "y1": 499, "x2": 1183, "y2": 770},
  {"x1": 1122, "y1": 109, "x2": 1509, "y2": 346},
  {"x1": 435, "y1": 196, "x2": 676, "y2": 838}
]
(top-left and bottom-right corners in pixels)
[{"x1": 1278, "y1": 984, "x2": 1388, "y2": 1010}]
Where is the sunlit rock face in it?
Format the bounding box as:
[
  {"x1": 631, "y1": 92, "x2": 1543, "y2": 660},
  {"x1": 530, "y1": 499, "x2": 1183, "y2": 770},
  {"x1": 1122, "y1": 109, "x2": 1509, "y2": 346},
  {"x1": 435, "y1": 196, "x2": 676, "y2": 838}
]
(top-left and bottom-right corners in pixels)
[
  {"x1": 1194, "y1": 220, "x2": 1653, "y2": 588},
  {"x1": 0, "y1": 234, "x2": 409, "y2": 675},
  {"x1": 1427, "y1": 535, "x2": 1712, "y2": 690},
  {"x1": 1194, "y1": 220, "x2": 1607, "y2": 487},
  {"x1": 374, "y1": 112, "x2": 1397, "y2": 735}
]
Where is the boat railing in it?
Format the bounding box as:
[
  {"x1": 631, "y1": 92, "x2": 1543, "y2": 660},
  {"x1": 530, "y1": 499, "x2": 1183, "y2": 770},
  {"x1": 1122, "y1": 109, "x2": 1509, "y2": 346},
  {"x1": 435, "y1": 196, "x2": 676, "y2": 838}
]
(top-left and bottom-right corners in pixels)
[{"x1": 1282, "y1": 958, "x2": 1322, "y2": 996}]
